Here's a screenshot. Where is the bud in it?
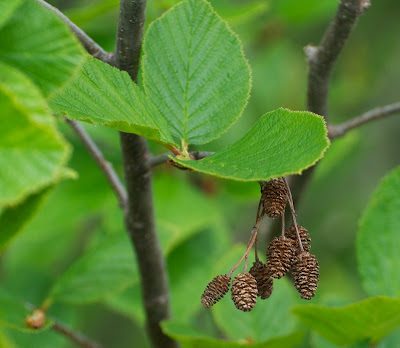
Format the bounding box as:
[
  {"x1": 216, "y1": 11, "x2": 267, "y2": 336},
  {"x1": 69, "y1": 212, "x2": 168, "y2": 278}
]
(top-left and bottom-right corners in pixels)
[{"x1": 25, "y1": 309, "x2": 46, "y2": 330}]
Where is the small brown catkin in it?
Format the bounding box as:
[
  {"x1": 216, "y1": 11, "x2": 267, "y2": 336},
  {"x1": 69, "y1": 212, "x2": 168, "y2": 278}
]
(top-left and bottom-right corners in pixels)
[
  {"x1": 267, "y1": 236, "x2": 296, "y2": 279},
  {"x1": 288, "y1": 224, "x2": 311, "y2": 252},
  {"x1": 249, "y1": 260, "x2": 274, "y2": 299},
  {"x1": 201, "y1": 274, "x2": 230, "y2": 308},
  {"x1": 231, "y1": 273, "x2": 258, "y2": 312},
  {"x1": 292, "y1": 252, "x2": 319, "y2": 300},
  {"x1": 262, "y1": 178, "x2": 288, "y2": 218}
]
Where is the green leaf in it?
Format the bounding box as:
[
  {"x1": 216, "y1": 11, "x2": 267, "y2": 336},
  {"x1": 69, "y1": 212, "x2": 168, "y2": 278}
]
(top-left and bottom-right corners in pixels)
[
  {"x1": 357, "y1": 167, "x2": 400, "y2": 297},
  {"x1": 154, "y1": 175, "x2": 219, "y2": 254},
  {"x1": 0, "y1": 64, "x2": 70, "y2": 208},
  {"x1": 50, "y1": 56, "x2": 176, "y2": 146},
  {"x1": 292, "y1": 297, "x2": 400, "y2": 345},
  {"x1": 0, "y1": 0, "x2": 23, "y2": 30},
  {"x1": 0, "y1": 186, "x2": 53, "y2": 254},
  {"x1": 0, "y1": 0, "x2": 85, "y2": 97},
  {"x1": 49, "y1": 233, "x2": 137, "y2": 304},
  {"x1": 106, "y1": 218, "x2": 231, "y2": 323},
  {"x1": 173, "y1": 108, "x2": 329, "y2": 181},
  {"x1": 162, "y1": 321, "x2": 304, "y2": 348},
  {"x1": 0, "y1": 288, "x2": 53, "y2": 333},
  {"x1": 142, "y1": 0, "x2": 251, "y2": 145}
]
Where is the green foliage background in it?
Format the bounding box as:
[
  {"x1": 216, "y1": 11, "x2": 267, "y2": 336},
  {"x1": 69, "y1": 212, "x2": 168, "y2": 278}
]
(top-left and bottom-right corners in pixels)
[{"x1": 0, "y1": 0, "x2": 399, "y2": 347}]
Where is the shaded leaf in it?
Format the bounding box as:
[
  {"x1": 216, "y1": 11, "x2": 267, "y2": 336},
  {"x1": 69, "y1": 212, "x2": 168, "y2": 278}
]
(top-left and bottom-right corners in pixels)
[
  {"x1": 0, "y1": 0, "x2": 85, "y2": 97},
  {"x1": 49, "y1": 234, "x2": 137, "y2": 304},
  {"x1": 0, "y1": 186, "x2": 53, "y2": 254},
  {"x1": 292, "y1": 297, "x2": 400, "y2": 345},
  {"x1": 106, "y1": 218, "x2": 231, "y2": 323},
  {"x1": 0, "y1": 64, "x2": 70, "y2": 208},
  {"x1": 0, "y1": 0, "x2": 23, "y2": 30},
  {"x1": 50, "y1": 56, "x2": 176, "y2": 146},
  {"x1": 357, "y1": 167, "x2": 400, "y2": 297},
  {"x1": 162, "y1": 321, "x2": 304, "y2": 348},
  {"x1": 0, "y1": 288, "x2": 53, "y2": 333},
  {"x1": 142, "y1": 0, "x2": 251, "y2": 145},
  {"x1": 173, "y1": 108, "x2": 329, "y2": 181}
]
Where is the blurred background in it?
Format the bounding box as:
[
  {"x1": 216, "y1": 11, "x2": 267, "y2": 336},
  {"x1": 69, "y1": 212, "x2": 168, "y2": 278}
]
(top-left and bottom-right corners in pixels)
[{"x1": 0, "y1": 0, "x2": 399, "y2": 347}]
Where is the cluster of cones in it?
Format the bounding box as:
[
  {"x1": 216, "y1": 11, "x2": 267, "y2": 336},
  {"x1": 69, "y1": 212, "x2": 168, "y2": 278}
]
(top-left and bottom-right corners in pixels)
[{"x1": 201, "y1": 178, "x2": 320, "y2": 312}]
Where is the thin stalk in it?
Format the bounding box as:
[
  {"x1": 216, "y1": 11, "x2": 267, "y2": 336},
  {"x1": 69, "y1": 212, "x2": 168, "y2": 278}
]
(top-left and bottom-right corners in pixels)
[{"x1": 284, "y1": 177, "x2": 304, "y2": 253}]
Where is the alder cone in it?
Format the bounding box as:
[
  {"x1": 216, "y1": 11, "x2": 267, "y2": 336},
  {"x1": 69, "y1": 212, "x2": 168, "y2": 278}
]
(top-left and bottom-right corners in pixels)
[
  {"x1": 201, "y1": 274, "x2": 230, "y2": 308},
  {"x1": 231, "y1": 273, "x2": 258, "y2": 312},
  {"x1": 262, "y1": 178, "x2": 288, "y2": 218},
  {"x1": 267, "y1": 236, "x2": 296, "y2": 279},
  {"x1": 288, "y1": 224, "x2": 311, "y2": 252},
  {"x1": 292, "y1": 252, "x2": 319, "y2": 300},
  {"x1": 249, "y1": 260, "x2": 274, "y2": 299}
]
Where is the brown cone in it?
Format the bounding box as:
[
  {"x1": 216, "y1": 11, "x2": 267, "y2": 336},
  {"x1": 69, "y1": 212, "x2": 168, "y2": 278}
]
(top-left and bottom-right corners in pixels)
[
  {"x1": 249, "y1": 260, "x2": 274, "y2": 299},
  {"x1": 262, "y1": 178, "x2": 288, "y2": 218},
  {"x1": 292, "y1": 252, "x2": 319, "y2": 300},
  {"x1": 231, "y1": 273, "x2": 258, "y2": 312},
  {"x1": 267, "y1": 236, "x2": 296, "y2": 279},
  {"x1": 288, "y1": 224, "x2": 311, "y2": 252},
  {"x1": 201, "y1": 274, "x2": 230, "y2": 308}
]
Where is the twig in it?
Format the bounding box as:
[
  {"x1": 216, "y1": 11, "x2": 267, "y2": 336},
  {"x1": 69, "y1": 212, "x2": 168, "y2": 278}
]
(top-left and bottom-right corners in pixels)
[
  {"x1": 266, "y1": 0, "x2": 372, "y2": 243},
  {"x1": 305, "y1": 0, "x2": 370, "y2": 118},
  {"x1": 65, "y1": 118, "x2": 128, "y2": 208},
  {"x1": 228, "y1": 216, "x2": 263, "y2": 277},
  {"x1": 328, "y1": 102, "x2": 400, "y2": 139},
  {"x1": 52, "y1": 321, "x2": 103, "y2": 348},
  {"x1": 283, "y1": 177, "x2": 304, "y2": 253},
  {"x1": 34, "y1": 0, "x2": 111, "y2": 63},
  {"x1": 148, "y1": 151, "x2": 215, "y2": 169},
  {"x1": 114, "y1": 1, "x2": 177, "y2": 348}
]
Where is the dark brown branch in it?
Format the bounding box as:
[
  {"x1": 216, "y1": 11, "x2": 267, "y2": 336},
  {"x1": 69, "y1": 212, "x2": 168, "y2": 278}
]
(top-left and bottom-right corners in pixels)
[
  {"x1": 52, "y1": 321, "x2": 103, "y2": 348},
  {"x1": 148, "y1": 151, "x2": 215, "y2": 169},
  {"x1": 35, "y1": 0, "x2": 111, "y2": 63},
  {"x1": 306, "y1": 0, "x2": 370, "y2": 118},
  {"x1": 65, "y1": 118, "x2": 128, "y2": 208},
  {"x1": 114, "y1": 1, "x2": 176, "y2": 347},
  {"x1": 328, "y1": 102, "x2": 400, "y2": 139}
]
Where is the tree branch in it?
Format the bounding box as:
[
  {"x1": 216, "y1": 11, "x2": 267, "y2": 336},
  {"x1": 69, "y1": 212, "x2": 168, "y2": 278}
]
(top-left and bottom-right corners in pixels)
[
  {"x1": 306, "y1": 0, "x2": 371, "y2": 118},
  {"x1": 65, "y1": 118, "x2": 128, "y2": 208},
  {"x1": 35, "y1": 0, "x2": 111, "y2": 63},
  {"x1": 266, "y1": 0, "x2": 370, "y2": 242},
  {"x1": 328, "y1": 102, "x2": 400, "y2": 139},
  {"x1": 148, "y1": 151, "x2": 215, "y2": 169},
  {"x1": 114, "y1": 1, "x2": 177, "y2": 347},
  {"x1": 52, "y1": 321, "x2": 103, "y2": 348}
]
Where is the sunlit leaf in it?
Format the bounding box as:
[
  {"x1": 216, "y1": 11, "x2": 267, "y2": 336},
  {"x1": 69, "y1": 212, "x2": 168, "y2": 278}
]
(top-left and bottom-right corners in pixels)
[
  {"x1": 142, "y1": 0, "x2": 251, "y2": 145},
  {"x1": 173, "y1": 108, "x2": 329, "y2": 181}
]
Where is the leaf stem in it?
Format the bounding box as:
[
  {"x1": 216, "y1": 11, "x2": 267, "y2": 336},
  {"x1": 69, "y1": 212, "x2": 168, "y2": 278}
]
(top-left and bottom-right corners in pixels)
[{"x1": 148, "y1": 151, "x2": 215, "y2": 169}]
